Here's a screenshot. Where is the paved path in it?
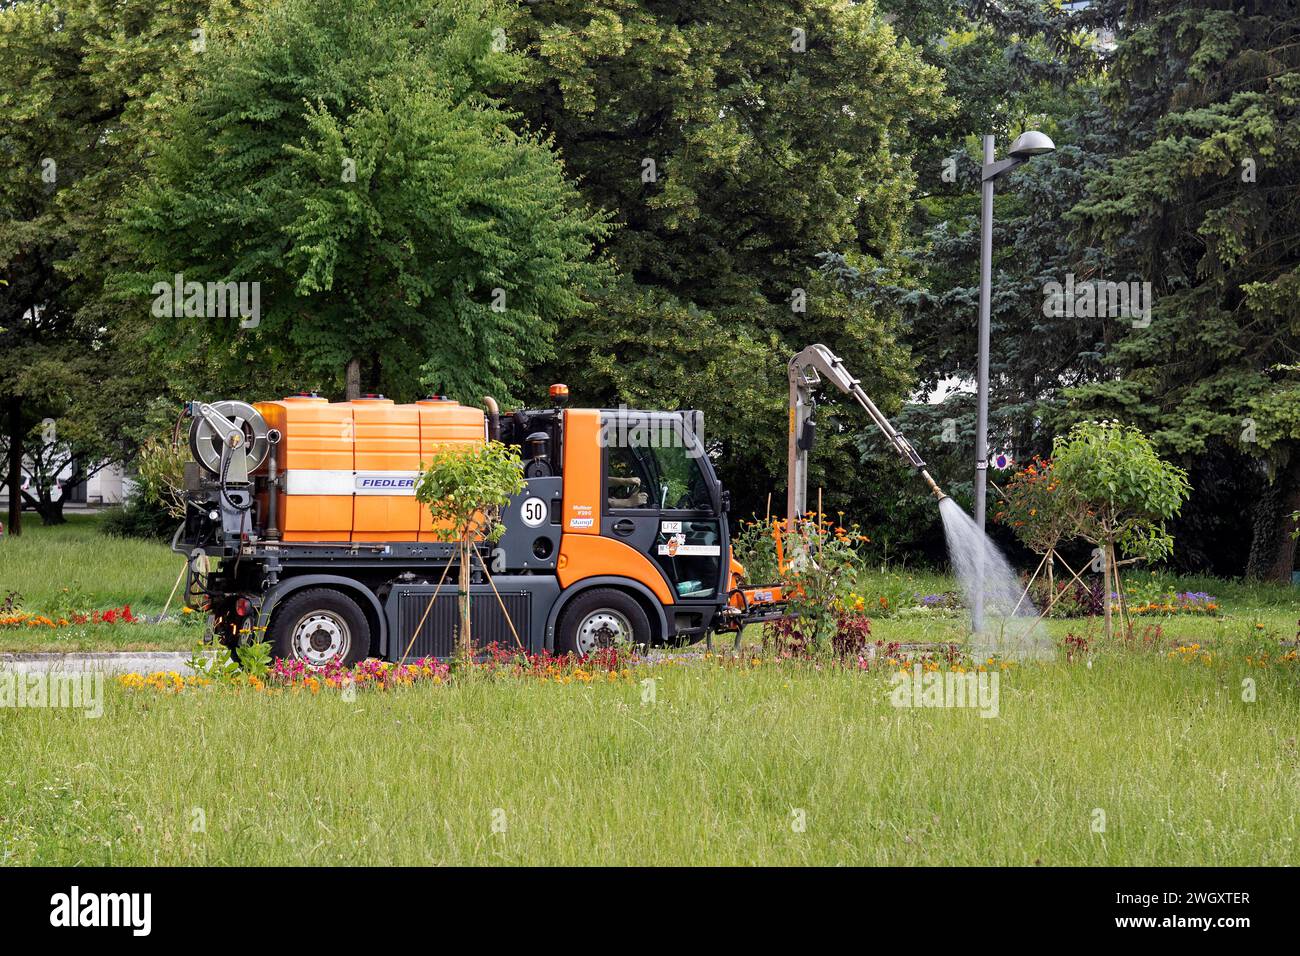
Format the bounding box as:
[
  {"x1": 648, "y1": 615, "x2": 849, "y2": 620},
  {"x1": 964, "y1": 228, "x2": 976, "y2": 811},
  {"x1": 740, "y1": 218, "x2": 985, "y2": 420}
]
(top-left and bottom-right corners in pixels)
[{"x1": 0, "y1": 651, "x2": 195, "y2": 675}]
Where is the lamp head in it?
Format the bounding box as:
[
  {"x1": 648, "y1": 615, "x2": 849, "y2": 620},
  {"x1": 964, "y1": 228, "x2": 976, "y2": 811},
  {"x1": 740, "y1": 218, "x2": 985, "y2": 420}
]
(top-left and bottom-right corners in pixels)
[{"x1": 1008, "y1": 130, "x2": 1056, "y2": 159}]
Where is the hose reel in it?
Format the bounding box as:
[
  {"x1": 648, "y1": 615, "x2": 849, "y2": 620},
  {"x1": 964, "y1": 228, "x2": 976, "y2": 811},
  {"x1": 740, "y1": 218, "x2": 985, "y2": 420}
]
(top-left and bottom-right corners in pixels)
[{"x1": 188, "y1": 400, "x2": 270, "y2": 483}]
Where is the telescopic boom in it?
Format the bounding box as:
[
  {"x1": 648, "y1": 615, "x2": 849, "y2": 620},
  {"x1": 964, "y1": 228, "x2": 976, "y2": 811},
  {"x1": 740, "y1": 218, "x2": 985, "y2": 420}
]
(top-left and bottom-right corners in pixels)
[{"x1": 787, "y1": 344, "x2": 946, "y2": 526}]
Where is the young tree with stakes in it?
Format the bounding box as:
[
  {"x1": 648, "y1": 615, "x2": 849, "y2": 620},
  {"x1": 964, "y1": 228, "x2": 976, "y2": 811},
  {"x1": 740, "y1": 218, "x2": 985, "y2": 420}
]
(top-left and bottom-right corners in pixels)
[
  {"x1": 1051, "y1": 421, "x2": 1190, "y2": 638},
  {"x1": 414, "y1": 442, "x2": 525, "y2": 660}
]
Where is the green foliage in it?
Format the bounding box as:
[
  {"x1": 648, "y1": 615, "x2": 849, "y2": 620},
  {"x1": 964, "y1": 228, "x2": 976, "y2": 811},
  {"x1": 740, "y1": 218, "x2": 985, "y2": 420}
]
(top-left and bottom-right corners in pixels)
[
  {"x1": 0, "y1": 0, "x2": 248, "y2": 529},
  {"x1": 512, "y1": 0, "x2": 943, "y2": 516},
  {"x1": 134, "y1": 436, "x2": 188, "y2": 520},
  {"x1": 99, "y1": 431, "x2": 188, "y2": 543},
  {"x1": 185, "y1": 642, "x2": 242, "y2": 683},
  {"x1": 415, "y1": 439, "x2": 525, "y2": 659},
  {"x1": 99, "y1": 501, "x2": 177, "y2": 542},
  {"x1": 117, "y1": 0, "x2": 610, "y2": 404},
  {"x1": 821, "y1": 2, "x2": 1116, "y2": 553},
  {"x1": 1052, "y1": 421, "x2": 1190, "y2": 562},
  {"x1": 779, "y1": 517, "x2": 873, "y2": 650},
  {"x1": 184, "y1": 639, "x2": 273, "y2": 679},
  {"x1": 415, "y1": 441, "x2": 526, "y2": 543},
  {"x1": 1060, "y1": 0, "x2": 1300, "y2": 578},
  {"x1": 234, "y1": 641, "x2": 273, "y2": 677},
  {"x1": 730, "y1": 518, "x2": 783, "y2": 586}
]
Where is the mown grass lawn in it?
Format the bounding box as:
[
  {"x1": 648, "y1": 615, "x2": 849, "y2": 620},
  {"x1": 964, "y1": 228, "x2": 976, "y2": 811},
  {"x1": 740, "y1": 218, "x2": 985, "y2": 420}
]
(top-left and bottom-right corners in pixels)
[
  {"x1": 2, "y1": 641, "x2": 1298, "y2": 865},
  {"x1": 3, "y1": 514, "x2": 1300, "y2": 865},
  {"x1": 0, "y1": 515, "x2": 195, "y2": 651}
]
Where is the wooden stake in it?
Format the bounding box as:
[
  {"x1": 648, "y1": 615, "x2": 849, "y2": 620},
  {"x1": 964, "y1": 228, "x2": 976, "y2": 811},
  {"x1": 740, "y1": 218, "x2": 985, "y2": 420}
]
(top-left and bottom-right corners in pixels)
[
  {"x1": 396, "y1": 556, "x2": 455, "y2": 663},
  {"x1": 1010, "y1": 550, "x2": 1050, "y2": 618},
  {"x1": 473, "y1": 546, "x2": 527, "y2": 652},
  {"x1": 159, "y1": 561, "x2": 187, "y2": 621}
]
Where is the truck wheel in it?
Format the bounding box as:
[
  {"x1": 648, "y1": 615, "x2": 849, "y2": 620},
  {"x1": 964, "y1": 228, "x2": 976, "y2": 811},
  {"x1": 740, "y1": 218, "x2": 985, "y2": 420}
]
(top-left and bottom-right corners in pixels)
[
  {"x1": 555, "y1": 589, "x2": 651, "y2": 656},
  {"x1": 270, "y1": 589, "x2": 371, "y2": 668}
]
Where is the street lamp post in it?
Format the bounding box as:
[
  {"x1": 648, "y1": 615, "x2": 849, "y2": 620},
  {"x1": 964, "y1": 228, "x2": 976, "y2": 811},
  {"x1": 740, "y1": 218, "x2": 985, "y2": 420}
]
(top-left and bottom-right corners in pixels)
[{"x1": 972, "y1": 130, "x2": 1056, "y2": 634}]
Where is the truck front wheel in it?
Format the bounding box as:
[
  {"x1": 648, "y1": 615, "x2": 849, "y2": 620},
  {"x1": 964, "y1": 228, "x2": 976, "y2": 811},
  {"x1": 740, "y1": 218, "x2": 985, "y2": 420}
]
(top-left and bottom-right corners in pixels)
[
  {"x1": 270, "y1": 589, "x2": 371, "y2": 668},
  {"x1": 555, "y1": 589, "x2": 651, "y2": 656}
]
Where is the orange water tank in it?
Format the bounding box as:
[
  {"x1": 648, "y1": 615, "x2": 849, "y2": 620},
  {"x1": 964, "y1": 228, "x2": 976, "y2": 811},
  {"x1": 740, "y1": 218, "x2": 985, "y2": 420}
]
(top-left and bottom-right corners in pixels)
[
  {"x1": 256, "y1": 395, "x2": 354, "y2": 541},
  {"x1": 416, "y1": 397, "x2": 488, "y2": 541},
  {"x1": 253, "y1": 394, "x2": 487, "y2": 543},
  {"x1": 351, "y1": 396, "x2": 420, "y2": 542}
]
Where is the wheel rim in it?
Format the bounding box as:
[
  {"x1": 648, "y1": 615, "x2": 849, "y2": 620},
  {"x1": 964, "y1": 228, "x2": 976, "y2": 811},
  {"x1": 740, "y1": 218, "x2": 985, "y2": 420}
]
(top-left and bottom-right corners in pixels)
[
  {"x1": 292, "y1": 611, "x2": 350, "y2": 667},
  {"x1": 574, "y1": 609, "x2": 633, "y2": 655}
]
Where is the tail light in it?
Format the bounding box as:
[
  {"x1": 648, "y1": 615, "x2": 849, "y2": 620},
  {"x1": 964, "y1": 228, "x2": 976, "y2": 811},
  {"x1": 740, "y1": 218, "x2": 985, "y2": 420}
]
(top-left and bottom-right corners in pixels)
[{"x1": 235, "y1": 597, "x2": 253, "y2": 618}]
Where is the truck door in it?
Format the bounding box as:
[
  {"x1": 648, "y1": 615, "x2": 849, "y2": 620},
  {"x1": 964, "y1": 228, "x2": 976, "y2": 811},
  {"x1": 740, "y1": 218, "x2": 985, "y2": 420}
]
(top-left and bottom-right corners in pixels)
[{"x1": 600, "y1": 412, "x2": 727, "y2": 603}]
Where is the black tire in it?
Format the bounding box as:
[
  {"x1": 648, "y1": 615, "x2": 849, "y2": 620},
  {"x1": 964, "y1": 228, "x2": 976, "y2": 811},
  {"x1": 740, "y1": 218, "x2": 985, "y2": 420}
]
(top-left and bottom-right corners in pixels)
[
  {"x1": 555, "y1": 588, "x2": 652, "y2": 656},
  {"x1": 269, "y1": 588, "x2": 371, "y2": 669}
]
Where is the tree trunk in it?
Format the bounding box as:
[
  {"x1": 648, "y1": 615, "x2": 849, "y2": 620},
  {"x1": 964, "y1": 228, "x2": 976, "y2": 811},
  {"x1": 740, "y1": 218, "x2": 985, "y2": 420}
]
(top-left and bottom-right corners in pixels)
[
  {"x1": 1101, "y1": 541, "x2": 1113, "y2": 640},
  {"x1": 345, "y1": 358, "x2": 362, "y2": 401},
  {"x1": 458, "y1": 541, "x2": 472, "y2": 660},
  {"x1": 1247, "y1": 452, "x2": 1300, "y2": 582},
  {"x1": 6, "y1": 397, "x2": 21, "y2": 537},
  {"x1": 36, "y1": 490, "x2": 65, "y2": 526}
]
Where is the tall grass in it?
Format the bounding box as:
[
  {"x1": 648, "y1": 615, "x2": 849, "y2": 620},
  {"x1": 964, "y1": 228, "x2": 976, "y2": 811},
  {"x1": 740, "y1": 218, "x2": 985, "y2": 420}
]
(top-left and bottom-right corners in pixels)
[{"x1": 2, "y1": 648, "x2": 1298, "y2": 865}]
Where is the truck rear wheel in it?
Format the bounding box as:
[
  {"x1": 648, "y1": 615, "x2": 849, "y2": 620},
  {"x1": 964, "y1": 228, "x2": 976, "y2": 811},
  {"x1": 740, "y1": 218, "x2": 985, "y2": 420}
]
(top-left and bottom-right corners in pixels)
[
  {"x1": 270, "y1": 589, "x2": 371, "y2": 669},
  {"x1": 555, "y1": 588, "x2": 651, "y2": 656}
]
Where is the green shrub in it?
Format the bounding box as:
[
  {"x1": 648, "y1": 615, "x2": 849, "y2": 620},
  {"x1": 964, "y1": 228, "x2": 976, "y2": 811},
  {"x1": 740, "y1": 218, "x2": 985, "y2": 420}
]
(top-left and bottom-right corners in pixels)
[{"x1": 100, "y1": 498, "x2": 178, "y2": 541}]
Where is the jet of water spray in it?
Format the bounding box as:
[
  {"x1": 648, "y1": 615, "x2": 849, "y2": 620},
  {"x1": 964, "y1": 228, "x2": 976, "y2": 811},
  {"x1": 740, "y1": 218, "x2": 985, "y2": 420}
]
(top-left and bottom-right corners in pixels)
[{"x1": 938, "y1": 497, "x2": 1052, "y2": 659}]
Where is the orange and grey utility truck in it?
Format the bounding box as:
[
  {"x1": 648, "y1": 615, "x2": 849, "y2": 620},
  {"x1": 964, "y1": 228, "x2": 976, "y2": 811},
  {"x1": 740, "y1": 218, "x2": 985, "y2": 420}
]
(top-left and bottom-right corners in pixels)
[
  {"x1": 176, "y1": 345, "x2": 942, "y2": 667},
  {"x1": 177, "y1": 388, "x2": 788, "y2": 666}
]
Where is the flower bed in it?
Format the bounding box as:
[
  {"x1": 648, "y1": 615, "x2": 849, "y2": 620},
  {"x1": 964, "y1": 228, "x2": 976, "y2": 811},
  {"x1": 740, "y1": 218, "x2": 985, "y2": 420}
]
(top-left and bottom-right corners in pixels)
[
  {"x1": 118, "y1": 643, "x2": 637, "y2": 696},
  {"x1": 1128, "y1": 591, "x2": 1219, "y2": 616},
  {"x1": 1, "y1": 604, "x2": 136, "y2": 629}
]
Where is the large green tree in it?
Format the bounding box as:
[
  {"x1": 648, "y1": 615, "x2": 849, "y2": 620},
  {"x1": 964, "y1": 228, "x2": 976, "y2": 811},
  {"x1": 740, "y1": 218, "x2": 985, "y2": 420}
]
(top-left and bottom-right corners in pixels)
[
  {"x1": 509, "y1": 0, "x2": 944, "y2": 518},
  {"x1": 1, "y1": 0, "x2": 242, "y2": 528},
  {"x1": 815, "y1": 0, "x2": 1113, "y2": 550},
  {"x1": 1063, "y1": 0, "x2": 1300, "y2": 580},
  {"x1": 117, "y1": 0, "x2": 610, "y2": 405}
]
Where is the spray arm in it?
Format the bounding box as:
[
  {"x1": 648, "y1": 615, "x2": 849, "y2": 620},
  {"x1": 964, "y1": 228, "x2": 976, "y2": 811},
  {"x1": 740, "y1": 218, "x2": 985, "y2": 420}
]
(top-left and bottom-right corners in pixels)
[{"x1": 787, "y1": 344, "x2": 946, "y2": 526}]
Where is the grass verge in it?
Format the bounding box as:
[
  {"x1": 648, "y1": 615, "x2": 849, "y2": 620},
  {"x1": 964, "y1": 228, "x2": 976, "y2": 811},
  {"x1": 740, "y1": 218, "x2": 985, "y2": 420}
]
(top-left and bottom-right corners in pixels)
[{"x1": 2, "y1": 642, "x2": 1297, "y2": 865}]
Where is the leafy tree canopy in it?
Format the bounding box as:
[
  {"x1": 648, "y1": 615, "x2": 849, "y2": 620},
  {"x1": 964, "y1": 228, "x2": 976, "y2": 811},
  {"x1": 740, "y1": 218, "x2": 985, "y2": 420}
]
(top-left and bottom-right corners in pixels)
[
  {"x1": 118, "y1": 0, "x2": 611, "y2": 405},
  {"x1": 510, "y1": 0, "x2": 945, "y2": 517}
]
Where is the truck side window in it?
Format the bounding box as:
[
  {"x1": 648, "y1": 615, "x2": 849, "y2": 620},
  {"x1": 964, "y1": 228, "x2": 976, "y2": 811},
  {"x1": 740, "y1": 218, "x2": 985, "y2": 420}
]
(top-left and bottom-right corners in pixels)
[
  {"x1": 607, "y1": 442, "x2": 710, "y2": 511},
  {"x1": 607, "y1": 446, "x2": 652, "y2": 508},
  {"x1": 646, "y1": 443, "x2": 711, "y2": 511}
]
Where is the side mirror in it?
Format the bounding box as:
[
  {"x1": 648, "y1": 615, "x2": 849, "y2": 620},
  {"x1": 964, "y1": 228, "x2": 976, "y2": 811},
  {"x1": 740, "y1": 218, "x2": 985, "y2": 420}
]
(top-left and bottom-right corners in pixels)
[{"x1": 720, "y1": 489, "x2": 732, "y2": 514}]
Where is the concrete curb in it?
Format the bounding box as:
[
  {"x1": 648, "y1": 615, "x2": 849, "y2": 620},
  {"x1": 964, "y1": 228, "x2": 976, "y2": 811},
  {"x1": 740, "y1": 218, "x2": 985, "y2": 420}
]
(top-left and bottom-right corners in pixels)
[{"x1": 0, "y1": 651, "x2": 198, "y2": 674}]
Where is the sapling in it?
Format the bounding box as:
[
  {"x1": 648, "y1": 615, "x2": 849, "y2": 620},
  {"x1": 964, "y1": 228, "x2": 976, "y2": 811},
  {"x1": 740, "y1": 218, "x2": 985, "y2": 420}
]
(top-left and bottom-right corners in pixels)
[
  {"x1": 1051, "y1": 421, "x2": 1190, "y2": 638},
  {"x1": 415, "y1": 441, "x2": 526, "y2": 660}
]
